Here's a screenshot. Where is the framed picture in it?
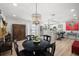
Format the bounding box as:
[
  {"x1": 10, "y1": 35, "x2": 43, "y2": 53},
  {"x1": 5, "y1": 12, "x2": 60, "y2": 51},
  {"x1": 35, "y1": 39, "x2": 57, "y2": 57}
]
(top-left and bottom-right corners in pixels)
[{"x1": 58, "y1": 24, "x2": 63, "y2": 28}]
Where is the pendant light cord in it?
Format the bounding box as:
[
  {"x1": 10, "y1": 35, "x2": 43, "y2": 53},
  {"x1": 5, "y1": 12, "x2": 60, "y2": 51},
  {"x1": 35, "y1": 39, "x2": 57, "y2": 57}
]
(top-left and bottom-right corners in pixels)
[{"x1": 36, "y1": 3, "x2": 37, "y2": 15}]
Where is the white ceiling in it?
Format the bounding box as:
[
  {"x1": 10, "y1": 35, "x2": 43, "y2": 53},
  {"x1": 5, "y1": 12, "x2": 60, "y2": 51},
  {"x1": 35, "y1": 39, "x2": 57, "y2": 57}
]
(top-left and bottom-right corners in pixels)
[{"x1": 0, "y1": 3, "x2": 79, "y2": 24}]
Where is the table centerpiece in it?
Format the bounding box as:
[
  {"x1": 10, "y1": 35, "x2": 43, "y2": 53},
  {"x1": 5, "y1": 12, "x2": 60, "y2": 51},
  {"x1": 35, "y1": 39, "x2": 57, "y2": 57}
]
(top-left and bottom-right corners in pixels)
[{"x1": 33, "y1": 35, "x2": 41, "y2": 45}]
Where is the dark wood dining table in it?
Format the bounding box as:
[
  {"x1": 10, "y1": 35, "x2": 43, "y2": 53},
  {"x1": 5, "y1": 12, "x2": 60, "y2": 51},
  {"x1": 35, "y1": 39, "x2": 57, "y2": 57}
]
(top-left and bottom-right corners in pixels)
[{"x1": 22, "y1": 39, "x2": 50, "y2": 51}]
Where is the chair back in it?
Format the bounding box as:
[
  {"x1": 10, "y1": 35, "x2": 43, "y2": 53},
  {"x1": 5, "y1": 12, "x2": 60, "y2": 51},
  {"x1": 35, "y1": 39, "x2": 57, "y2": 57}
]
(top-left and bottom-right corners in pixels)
[
  {"x1": 14, "y1": 41, "x2": 20, "y2": 56},
  {"x1": 44, "y1": 43, "x2": 55, "y2": 56},
  {"x1": 5, "y1": 33, "x2": 12, "y2": 51},
  {"x1": 49, "y1": 43, "x2": 55, "y2": 56},
  {"x1": 26, "y1": 35, "x2": 34, "y2": 40},
  {"x1": 42, "y1": 35, "x2": 51, "y2": 42},
  {"x1": 5, "y1": 33, "x2": 12, "y2": 42},
  {"x1": 14, "y1": 40, "x2": 34, "y2": 56}
]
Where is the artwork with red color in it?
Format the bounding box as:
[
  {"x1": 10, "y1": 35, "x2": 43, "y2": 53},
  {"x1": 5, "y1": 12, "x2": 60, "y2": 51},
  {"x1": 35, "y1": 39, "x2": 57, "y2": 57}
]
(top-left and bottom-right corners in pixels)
[{"x1": 66, "y1": 21, "x2": 79, "y2": 30}]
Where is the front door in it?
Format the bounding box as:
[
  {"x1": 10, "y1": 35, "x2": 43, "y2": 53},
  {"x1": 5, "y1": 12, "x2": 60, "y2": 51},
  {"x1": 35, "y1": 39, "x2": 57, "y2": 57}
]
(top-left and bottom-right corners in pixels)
[{"x1": 12, "y1": 24, "x2": 26, "y2": 41}]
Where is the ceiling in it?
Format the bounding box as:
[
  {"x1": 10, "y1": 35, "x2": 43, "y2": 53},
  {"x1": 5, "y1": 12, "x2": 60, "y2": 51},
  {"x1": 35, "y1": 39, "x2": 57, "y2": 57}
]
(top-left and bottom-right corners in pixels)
[{"x1": 0, "y1": 3, "x2": 79, "y2": 24}]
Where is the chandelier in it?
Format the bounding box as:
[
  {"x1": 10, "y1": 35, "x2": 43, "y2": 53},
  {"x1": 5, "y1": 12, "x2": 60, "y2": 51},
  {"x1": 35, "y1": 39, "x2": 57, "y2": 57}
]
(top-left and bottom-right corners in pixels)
[{"x1": 32, "y1": 3, "x2": 41, "y2": 25}]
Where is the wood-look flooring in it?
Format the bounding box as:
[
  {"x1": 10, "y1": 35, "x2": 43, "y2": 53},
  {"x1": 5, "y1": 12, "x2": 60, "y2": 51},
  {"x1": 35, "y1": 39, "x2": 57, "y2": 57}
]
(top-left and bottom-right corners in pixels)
[{"x1": 0, "y1": 38, "x2": 78, "y2": 56}]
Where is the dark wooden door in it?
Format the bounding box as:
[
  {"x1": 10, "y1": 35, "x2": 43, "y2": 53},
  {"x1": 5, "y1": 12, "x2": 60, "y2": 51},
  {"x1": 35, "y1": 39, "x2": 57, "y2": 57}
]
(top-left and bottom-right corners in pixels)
[{"x1": 12, "y1": 24, "x2": 26, "y2": 41}]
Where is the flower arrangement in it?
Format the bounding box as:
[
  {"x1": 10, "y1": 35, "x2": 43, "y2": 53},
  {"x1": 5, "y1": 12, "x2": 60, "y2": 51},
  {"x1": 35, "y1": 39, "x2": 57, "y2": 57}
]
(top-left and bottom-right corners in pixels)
[{"x1": 33, "y1": 35, "x2": 40, "y2": 43}]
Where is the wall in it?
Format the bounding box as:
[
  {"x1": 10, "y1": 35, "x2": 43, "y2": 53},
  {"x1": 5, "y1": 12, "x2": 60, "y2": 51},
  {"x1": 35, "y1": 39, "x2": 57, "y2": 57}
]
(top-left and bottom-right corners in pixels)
[
  {"x1": 6, "y1": 16, "x2": 67, "y2": 36},
  {"x1": 6, "y1": 17, "x2": 31, "y2": 35},
  {"x1": 50, "y1": 22, "x2": 66, "y2": 32}
]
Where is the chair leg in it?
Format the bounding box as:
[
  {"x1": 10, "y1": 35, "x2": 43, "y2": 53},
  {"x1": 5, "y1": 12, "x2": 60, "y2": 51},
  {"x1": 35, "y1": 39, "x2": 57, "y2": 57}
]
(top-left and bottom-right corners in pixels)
[
  {"x1": 11, "y1": 49, "x2": 12, "y2": 55},
  {"x1": 51, "y1": 43, "x2": 56, "y2": 56},
  {"x1": 0, "y1": 50, "x2": 1, "y2": 56},
  {"x1": 11, "y1": 45, "x2": 13, "y2": 55}
]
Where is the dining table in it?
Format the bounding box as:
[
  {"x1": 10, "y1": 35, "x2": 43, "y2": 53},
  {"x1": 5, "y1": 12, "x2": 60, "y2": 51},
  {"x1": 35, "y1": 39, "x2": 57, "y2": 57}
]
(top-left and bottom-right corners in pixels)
[{"x1": 22, "y1": 39, "x2": 50, "y2": 51}]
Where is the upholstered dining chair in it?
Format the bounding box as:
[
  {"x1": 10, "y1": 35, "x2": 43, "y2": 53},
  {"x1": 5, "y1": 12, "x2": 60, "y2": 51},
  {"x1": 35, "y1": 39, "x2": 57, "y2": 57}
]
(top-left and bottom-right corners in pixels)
[
  {"x1": 42, "y1": 35, "x2": 51, "y2": 42},
  {"x1": 0, "y1": 33, "x2": 13, "y2": 55},
  {"x1": 34, "y1": 43, "x2": 55, "y2": 56},
  {"x1": 42, "y1": 43, "x2": 55, "y2": 56},
  {"x1": 26, "y1": 35, "x2": 34, "y2": 40},
  {"x1": 14, "y1": 40, "x2": 34, "y2": 56}
]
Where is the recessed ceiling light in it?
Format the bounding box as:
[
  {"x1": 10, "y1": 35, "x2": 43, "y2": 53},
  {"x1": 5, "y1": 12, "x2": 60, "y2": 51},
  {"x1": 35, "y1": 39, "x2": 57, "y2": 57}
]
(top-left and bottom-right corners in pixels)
[
  {"x1": 13, "y1": 3, "x2": 18, "y2": 7},
  {"x1": 13, "y1": 14, "x2": 16, "y2": 17},
  {"x1": 70, "y1": 9, "x2": 75, "y2": 12}
]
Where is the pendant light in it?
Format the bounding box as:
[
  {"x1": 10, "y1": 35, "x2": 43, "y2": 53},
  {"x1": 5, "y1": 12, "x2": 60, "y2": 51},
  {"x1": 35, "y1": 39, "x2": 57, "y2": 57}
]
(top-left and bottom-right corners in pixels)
[{"x1": 32, "y1": 3, "x2": 41, "y2": 25}]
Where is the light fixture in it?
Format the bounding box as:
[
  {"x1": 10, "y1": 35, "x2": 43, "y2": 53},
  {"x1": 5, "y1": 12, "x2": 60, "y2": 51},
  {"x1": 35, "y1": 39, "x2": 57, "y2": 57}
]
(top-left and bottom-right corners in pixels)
[
  {"x1": 32, "y1": 3, "x2": 41, "y2": 25},
  {"x1": 70, "y1": 9, "x2": 75, "y2": 12},
  {"x1": 13, "y1": 3, "x2": 18, "y2": 7}
]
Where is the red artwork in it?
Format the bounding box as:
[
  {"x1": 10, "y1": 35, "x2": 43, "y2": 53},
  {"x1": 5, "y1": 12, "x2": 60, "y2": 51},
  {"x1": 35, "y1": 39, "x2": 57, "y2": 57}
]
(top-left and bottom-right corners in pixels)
[{"x1": 66, "y1": 21, "x2": 79, "y2": 30}]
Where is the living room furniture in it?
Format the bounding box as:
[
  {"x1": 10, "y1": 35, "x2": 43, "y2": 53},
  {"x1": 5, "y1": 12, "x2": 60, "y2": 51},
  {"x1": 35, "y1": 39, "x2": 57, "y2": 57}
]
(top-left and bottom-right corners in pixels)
[
  {"x1": 67, "y1": 32, "x2": 76, "y2": 38},
  {"x1": 22, "y1": 39, "x2": 55, "y2": 56},
  {"x1": 0, "y1": 33, "x2": 12, "y2": 55},
  {"x1": 14, "y1": 41, "x2": 34, "y2": 56},
  {"x1": 25, "y1": 35, "x2": 34, "y2": 40},
  {"x1": 41, "y1": 35, "x2": 51, "y2": 42},
  {"x1": 60, "y1": 32, "x2": 65, "y2": 38},
  {"x1": 42, "y1": 43, "x2": 55, "y2": 56},
  {"x1": 22, "y1": 39, "x2": 50, "y2": 51},
  {"x1": 0, "y1": 40, "x2": 4, "y2": 55},
  {"x1": 67, "y1": 32, "x2": 79, "y2": 39},
  {"x1": 72, "y1": 40, "x2": 79, "y2": 55},
  {"x1": 12, "y1": 24, "x2": 26, "y2": 41},
  {"x1": 57, "y1": 31, "x2": 65, "y2": 40}
]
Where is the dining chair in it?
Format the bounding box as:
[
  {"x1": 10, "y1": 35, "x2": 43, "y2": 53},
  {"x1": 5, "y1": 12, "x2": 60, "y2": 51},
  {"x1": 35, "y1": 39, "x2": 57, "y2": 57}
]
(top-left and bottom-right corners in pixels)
[
  {"x1": 0, "y1": 33, "x2": 13, "y2": 55},
  {"x1": 42, "y1": 35, "x2": 51, "y2": 42},
  {"x1": 5, "y1": 33, "x2": 13, "y2": 54},
  {"x1": 45, "y1": 43, "x2": 56, "y2": 56},
  {"x1": 36, "y1": 43, "x2": 55, "y2": 56},
  {"x1": 14, "y1": 40, "x2": 34, "y2": 56},
  {"x1": 26, "y1": 35, "x2": 34, "y2": 40}
]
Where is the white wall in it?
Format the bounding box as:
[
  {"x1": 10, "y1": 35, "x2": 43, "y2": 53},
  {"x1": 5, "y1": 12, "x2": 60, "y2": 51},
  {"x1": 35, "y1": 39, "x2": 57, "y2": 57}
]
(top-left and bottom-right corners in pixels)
[
  {"x1": 6, "y1": 16, "x2": 67, "y2": 37},
  {"x1": 6, "y1": 17, "x2": 31, "y2": 35},
  {"x1": 49, "y1": 22, "x2": 66, "y2": 32},
  {"x1": 58, "y1": 22, "x2": 66, "y2": 32}
]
